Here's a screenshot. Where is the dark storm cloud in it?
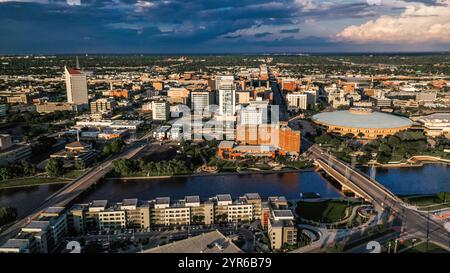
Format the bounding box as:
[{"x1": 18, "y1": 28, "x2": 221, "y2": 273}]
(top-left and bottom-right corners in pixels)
[
  {"x1": 280, "y1": 28, "x2": 300, "y2": 34},
  {"x1": 0, "y1": 0, "x2": 448, "y2": 53}
]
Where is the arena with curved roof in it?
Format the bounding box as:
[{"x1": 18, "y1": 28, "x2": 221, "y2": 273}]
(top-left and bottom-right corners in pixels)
[{"x1": 312, "y1": 108, "x2": 412, "y2": 139}]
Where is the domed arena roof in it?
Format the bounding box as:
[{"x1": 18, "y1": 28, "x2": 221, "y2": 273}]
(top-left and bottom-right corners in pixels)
[{"x1": 312, "y1": 109, "x2": 412, "y2": 129}]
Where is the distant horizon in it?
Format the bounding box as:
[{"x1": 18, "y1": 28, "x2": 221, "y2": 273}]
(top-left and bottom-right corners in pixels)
[{"x1": 2, "y1": 51, "x2": 450, "y2": 57}]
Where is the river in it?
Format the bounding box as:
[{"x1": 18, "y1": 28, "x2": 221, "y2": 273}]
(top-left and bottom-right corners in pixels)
[{"x1": 1, "y1": 164, "x2": 449, "y2": 217}]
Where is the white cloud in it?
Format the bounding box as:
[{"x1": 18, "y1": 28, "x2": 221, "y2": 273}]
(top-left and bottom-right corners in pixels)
[
  {"x1": 66, "y1": 0, "x2": 80, "y2": 5},
  {"x1": 294, "y1": 0, "x2": 318, "y2": 10},
  {"x1": 135, "y1": 0, "x2": 155, "y2": 13},
  {"x1": 336, "y1": 0, "x2": 450, "y2": 43}
]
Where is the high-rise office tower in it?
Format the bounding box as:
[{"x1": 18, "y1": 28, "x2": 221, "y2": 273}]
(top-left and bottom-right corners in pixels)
[
  {"x1": 65, "y1": 66, "x2": 88, "y2": 107},
  {"x1": 190, "y1": 91, "x2": 210, "y2": 113},
  {"x1": 286, "y1": 92, "x2": 307, "y2": 110},
  {"x1": 217, "y1": 75, "x2": 235, "y2": 116},
  {"x1": 152, "y1": 101, "x2": 170, "y2": 121}
]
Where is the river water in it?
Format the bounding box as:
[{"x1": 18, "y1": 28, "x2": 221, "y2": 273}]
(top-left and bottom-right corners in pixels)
[{"x1": 1, "y1": 164, "x2": 449, "y2": 217}]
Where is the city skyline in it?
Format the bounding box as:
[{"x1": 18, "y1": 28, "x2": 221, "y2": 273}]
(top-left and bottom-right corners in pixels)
[{"x1": 0, "y1": 0, "x2": 450, "y2": 54}]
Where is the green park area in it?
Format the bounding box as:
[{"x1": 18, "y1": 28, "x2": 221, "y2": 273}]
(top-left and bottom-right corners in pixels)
[
  {"x1": 0, "y1": 177, "x2": 69, "y2": 190},
  {"x1": 314, "y1": 130, "x2": 450, "y2": 164},
  {"x1": 296, "y1": 200, "x2": 354, "y2": 223},
  {"x1": 403, "y1": 242, "x2": 449, "y2": 253},
  {"x1": 402, "y1": 192, "x2": 450, "y2": 210}
]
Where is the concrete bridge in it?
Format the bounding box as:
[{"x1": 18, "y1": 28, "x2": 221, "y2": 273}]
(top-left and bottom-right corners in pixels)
[{"x1": 306, "y1": 144, "x2": 449, "y2": 249}]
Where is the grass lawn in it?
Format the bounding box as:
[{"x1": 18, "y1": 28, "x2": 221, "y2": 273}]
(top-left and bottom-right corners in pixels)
[
  {"x1": 402, "y1": 193, "x2": 449, "y2": 207},
  {"x1": 404, "y1": 242, "x2": 449, "y2": 253},
  {"x1": 62, "y1": 169, "x2": 88, "y2": 179},
  {"x1": 0, "y1": 177, "x2": 69, "y2": 189},
  {"x1": 296, "y1": 200, "x2": 351, "y2": 223}
]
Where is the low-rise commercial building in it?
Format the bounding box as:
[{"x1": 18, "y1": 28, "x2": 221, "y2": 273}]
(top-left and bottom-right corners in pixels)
[
  {"x1": 90, "y1": 98, "x2": 117, "y2": 113},
  {"x1": 0, "y1": 134, "x2": 32, "y2": 165},
  {"x1": 35, "y1": 102, "x2": 77, "y2": 113}
]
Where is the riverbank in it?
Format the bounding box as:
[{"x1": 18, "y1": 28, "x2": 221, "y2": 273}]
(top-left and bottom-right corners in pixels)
[
  {"x1": 106, "y1": 167, "x2": 316, "y2": 181},
  {"x1": 363, "y1": 155, "x2": 450, "y2": 168},
  {"x1": 400, "y1": 192, "x2": 450, "y2": 212},
  {"x1": 0, "y1": 177, "x2": 71, "y2": 190}
]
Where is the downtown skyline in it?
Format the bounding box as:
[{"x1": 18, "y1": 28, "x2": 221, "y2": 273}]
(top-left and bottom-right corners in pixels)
[{"x1": 0, "y1": 0, "x2": 450, "y2": 54}]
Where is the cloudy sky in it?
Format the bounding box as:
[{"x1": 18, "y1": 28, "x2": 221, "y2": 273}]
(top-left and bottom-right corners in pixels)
[{"x1": 0, "y1": 0, "x2": 449, "y2": 53}]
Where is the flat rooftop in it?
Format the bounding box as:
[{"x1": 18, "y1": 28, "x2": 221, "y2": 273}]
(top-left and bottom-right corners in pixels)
[
  {"x1": 216, "y1": 194, "x2": 232, "y2": 202},
  {"x1": 122, "y1": 198, "x2": 138, "y2": 206},
  {"x1": 23, "y1": 221, "x2": 49, "y2": 230},
  {"x1": 272, "y1": 209, "x2": 294, "y2": 218},
  {"x1": 268, "y1": 196, "x2": 287, "y2": 203},
  {"x1": 185, "y1": 196, "x2": 200, "y2": 203},
  {"x1": 244, "y1": 193, "x2": 261, "y2": 200},
  {"x1": 0, "y1": 239, "x2": 29, "y2": 249},
  {"x1": 42, "y1": 207, "x2": 65, "y2": 215},
  {"x1": 218, "y1": 141, "x2": 234, "y2": 149},
  {"x1": 143, "y1": 230, "x2": 242, "y2": 253},
  {"x1": 91, "y1": 200, "x2": 108, "y2": 208},
  {"x1": 155, "y1": 197, "x2": 170, "y2": 205}
]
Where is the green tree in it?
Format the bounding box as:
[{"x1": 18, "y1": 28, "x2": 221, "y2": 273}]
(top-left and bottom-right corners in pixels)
[
  {"x1": 0, "y1": 207, "x2": 17, "y2": 226},
  {"x1": 437, "y1": 192, "x2": 449, "y2": 203},
  {"x1": 110, "y1": 139, "x2": 124, "y2": 153},
  {"x1": 45, "y1": 158, "x2": 64, "y2": 177},
  {"x1": 0, "y1": 167, "x2": 12, "y2": 180},
  {"x1": 20, "y1": 160, "x2": 36, "y2": 176},
  {"x1": 74, "y1": 160, "x2": 85, "y2": 170},
  {"x1": 102, "y1": 144, "x2": 112, "y2": 156}
]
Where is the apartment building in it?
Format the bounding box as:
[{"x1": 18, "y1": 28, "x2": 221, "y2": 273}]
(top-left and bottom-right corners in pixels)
[
  {"x1": 90, "y1": 98, "x2": 117, "y2": 113},
  {"x1": 287, "y1": 92, "x2": 307, "y2": 110},
  {"x1": 67, "y1": 199, "x2": 151, "y2": 233},
  {"x1": 243, "y1": 193, "x2": 262, "y2": 220},
  {"x1": 190, "y1": 91, "x2": 210, "y2": 113},
  {"x1": 228, "y1": 201, "x2": 254, "y2": 223},
  {"x1": 0, "y1": 134, "x2": 32, "y2": 165},
  {"x1": 267, "y1": 210, "x2": 297, "y2": 250},
  {"x1": 168, "y1": 87, "x2": 189, "y2": 104},
  {"x1": 217, "y1": 75, "x2": 236, "y2": 116},
  {"x1": 98, "y1": 210, "x2": 126, "y2": 230},
  {"x1": 210, "y1": 194, "x2": 233, "y2": 223},
  {"x1": 1, "y1": 206, "x2": 68, "y2": 253}
]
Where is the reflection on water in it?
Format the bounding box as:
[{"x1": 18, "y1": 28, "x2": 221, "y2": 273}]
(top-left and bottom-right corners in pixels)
[
  {"x1": 1, "y1": 164, "x2": 449, "y2": 217},
  {"x1": 79, "y1": 171, "x2": 344, "y2": 203},
  {"x1": 0, "y1": 184, "x2": 65, "y2": 217},
  {"x1": 361, "y1": 164, "x2": 450, "y2": 195}
]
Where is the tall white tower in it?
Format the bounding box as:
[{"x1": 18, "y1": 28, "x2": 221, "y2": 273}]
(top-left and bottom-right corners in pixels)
[
  {"x1": 217, "y1": 75, "x2": 235, "y2": 116},
  {"x1": 65, "y1": 66, "x2": 88, "y2": 107}
]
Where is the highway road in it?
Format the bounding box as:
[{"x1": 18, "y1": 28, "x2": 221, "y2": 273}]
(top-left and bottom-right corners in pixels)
[{"x1": 308, "y1": 145, "x2": 449, "y2": 249}]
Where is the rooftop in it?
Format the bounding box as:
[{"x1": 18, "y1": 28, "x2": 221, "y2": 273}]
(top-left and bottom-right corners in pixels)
[
  {"x1": 66, "y1": 68, "x2": 83, "y2": 75},
  {"x1": 0, "y1": 239, "x2": 29, "y2": 249},
  {"x1": 272, "y1": 209, "x2": 294, "y2": 219},
  {"x1": 23, "y1": 221, "x2": 49, "y2": 231},
  {"x1": 155, "y1": 197, "x2": 170, "y2": 205},
  {"x1": 143, "y1": 230, "x2": 242, "y2": 253},
  {"x1": 185, "y1": 196, "x2": 200, "y2": 203},
  {"x1": 218, "y1": 141, "x2": 234, "y2": 149},
  {"x1": 42, "y1": 207, "x2": 65, "y2": 215},
  {"x1": 122, "y1": 198, "x2": 138, "y2": 206},
  {"x1": 91, "y1": 200, "x2": 108, "y2": 208},
  {"x1": 244, "y1": 193, "x2": 261, "y2": 200},
  {"x1": 312, "y1": 110, "x2": 412, "y2": 129},
  {"x1": 216, "y1": 194, "x2": 232, "y2": 202}
]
